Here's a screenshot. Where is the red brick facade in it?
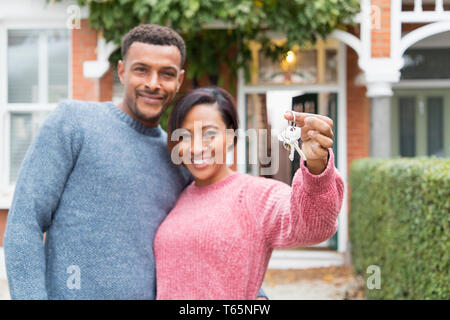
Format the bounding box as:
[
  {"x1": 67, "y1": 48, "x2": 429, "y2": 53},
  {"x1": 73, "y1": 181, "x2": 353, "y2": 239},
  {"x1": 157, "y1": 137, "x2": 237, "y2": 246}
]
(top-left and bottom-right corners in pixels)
[
  {"x1": 371, "y1": 0, "x2": 391, "y2": 57},
  {"x1": 72, "y1": 20, "x2": 113, "y2": 102},
  {"x1": 0, "y1": 210, "x2": 7, "y2": 247},
  {"x1": 346, "y1": 45, "x2": 371, "y2": 236}
]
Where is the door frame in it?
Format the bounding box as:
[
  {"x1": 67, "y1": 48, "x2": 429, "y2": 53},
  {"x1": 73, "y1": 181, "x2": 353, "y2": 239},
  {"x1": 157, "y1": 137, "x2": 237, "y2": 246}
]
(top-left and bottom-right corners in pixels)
[{"x1": 237, "y1": 41, "x2": 348, "y2": 254}]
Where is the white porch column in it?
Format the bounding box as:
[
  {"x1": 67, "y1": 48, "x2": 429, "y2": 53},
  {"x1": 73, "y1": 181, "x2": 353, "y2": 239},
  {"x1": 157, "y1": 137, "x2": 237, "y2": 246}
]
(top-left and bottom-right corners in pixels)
[
  {"x1": 370, "y1": 96, "x2": 392, "y2": 158},
  {"x1": 361, "y1": 58, "x2": 403, "y2": 158}
]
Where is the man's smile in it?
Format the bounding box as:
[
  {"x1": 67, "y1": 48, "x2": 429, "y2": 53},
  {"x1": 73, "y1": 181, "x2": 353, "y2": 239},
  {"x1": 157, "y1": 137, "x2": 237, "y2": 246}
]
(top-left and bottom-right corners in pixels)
[{"x1": 137, "y1": 91, "x2": 165, "y2": 104}]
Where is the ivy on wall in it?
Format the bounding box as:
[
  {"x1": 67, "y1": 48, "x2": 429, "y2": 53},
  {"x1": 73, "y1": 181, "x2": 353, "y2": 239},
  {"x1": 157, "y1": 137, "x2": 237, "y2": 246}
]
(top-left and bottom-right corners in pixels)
[{"x1": 60, "y1": 0, "x2": 359, "y2": 90}]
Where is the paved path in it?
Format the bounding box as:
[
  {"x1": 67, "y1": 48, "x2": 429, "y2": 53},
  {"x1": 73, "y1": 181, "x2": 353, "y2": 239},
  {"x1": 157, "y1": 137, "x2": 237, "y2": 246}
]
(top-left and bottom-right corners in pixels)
[{"x1": 262, "y1": 266, "x2": 365, "y2": 300}]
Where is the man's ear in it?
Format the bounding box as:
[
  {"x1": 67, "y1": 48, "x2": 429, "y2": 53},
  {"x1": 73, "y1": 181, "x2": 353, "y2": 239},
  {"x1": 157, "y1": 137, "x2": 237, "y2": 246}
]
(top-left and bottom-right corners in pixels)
[
  {"x1": 117, "y1": 60, "x2": 125, "y2": 84},
  {"x1": 177, "y1": 69, "x2": 185, "y2": 92}
]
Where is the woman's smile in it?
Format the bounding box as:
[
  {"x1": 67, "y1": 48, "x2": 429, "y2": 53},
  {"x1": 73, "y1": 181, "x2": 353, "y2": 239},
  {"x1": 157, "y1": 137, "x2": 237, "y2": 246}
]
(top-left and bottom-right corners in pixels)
[{"x1": 192, "y1": 156, "x2": 215, "y2": 169}]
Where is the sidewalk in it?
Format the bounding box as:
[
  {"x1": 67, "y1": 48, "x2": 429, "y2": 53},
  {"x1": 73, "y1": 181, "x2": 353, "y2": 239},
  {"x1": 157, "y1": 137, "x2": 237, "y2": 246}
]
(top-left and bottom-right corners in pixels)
[{"x1": 262, "y1": 266, "x2": 365, "y2": 300}]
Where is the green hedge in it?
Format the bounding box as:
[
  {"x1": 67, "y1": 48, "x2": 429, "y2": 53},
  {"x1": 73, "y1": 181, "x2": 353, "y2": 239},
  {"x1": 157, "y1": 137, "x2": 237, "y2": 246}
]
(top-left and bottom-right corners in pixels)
[{"x1": 350, "y1": 157, "x2": 449, "y2": 299}]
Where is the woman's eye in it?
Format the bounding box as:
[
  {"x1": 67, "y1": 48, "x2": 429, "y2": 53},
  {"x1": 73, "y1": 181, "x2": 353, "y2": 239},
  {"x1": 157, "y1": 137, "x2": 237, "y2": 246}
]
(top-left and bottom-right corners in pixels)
[
  {"x1": 180, "y1": 134, "x2": 191, "y2": 140},
  {"x1": 204, "y1": 131, "x2": 217, "y2": 138}
]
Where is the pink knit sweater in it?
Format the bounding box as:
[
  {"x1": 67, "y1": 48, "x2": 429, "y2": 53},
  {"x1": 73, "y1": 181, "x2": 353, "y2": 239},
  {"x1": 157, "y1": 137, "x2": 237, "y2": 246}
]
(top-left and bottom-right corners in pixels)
[{"x1": 154, "y1": 149, "x2": 344, "y2": 300}]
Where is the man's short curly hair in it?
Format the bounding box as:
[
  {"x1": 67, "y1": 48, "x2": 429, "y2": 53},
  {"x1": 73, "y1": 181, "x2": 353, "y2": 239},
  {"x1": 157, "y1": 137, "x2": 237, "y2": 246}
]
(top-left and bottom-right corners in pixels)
[{"x1": 121, "y1": 24, "x2": 186, "y2": 67}]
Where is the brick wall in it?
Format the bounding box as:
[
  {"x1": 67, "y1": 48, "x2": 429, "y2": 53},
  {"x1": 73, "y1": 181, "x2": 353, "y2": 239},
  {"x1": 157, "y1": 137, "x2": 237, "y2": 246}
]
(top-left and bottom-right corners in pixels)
[
  {"x1": 99, "y1": 66, "x2": 114, "y2": 102},
  {"x1": 346, "y1": 46, "x2": 370, "y2": 170},
  {"x1": 0, "y1": 210, "x2": 7, "y2": 247},
  {"x1": 72, "y1": 19, "x2": 113, "y2": 102},
  {"x1": 371, "y1": 0, "x2": 391, "y2": 57},
  {"x1": 346, "y1": 45, "x2": 371, "y2": 240}
]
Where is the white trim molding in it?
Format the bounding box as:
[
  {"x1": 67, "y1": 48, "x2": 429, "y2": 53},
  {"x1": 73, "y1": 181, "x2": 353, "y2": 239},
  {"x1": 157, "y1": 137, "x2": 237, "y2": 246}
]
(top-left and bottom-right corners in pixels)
[
  {"x1": 83, "y1": 35, "x2": 117, "y2": 79},
  {"x1": 359, "y1": 57, "x2": 404, "y2": 97},
  {"x1": 329, "y1": 0, "x2": 450, "y2": 98},
  {"x1": 0, "y1": 0, "x2": 88, "y2": 22},
  {"x1": 330, "y1": 30, "x2": 362, "y2": 57},
  {"x1": 268, "y1": 250, "x2": 345, "y2": 270},
  {"x1": 399, "y1": 20, "x2": 450, "y2": 56}
]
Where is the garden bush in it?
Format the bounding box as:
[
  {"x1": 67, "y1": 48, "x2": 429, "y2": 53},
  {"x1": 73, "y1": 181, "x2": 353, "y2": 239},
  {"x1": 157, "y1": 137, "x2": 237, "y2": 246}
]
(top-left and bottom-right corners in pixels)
[{"x1": 350, "y1": 157, "x2": 449, "y2": 299}]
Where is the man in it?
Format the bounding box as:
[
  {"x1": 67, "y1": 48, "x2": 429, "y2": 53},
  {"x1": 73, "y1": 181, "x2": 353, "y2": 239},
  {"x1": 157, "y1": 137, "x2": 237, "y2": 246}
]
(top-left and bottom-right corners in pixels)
[{"x1": 4, "y1": 24, "x2": 266, "y2": 300}]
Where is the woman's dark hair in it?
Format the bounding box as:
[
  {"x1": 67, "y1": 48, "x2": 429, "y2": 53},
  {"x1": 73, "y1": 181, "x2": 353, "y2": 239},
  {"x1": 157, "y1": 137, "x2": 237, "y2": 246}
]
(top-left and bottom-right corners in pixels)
[{"x1": 167, "y1": 87, "x2": 239, "y2": 151}]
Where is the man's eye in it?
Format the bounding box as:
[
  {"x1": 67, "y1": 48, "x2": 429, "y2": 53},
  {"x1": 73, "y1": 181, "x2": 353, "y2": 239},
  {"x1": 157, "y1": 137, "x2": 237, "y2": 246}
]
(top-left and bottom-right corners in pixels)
[
  {"x1": 135, "y1": 67, "x2": 146, "y2": 72},
  {"x1": 161, "y1": 72, "x2": 176, "y2": 78}
]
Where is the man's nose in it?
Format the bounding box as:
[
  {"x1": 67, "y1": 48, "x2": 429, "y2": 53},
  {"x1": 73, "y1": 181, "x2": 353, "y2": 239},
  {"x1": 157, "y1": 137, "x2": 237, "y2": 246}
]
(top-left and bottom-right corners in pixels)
[{"x1": 145, "y1": 71, "x2": 161, "y2": 91}]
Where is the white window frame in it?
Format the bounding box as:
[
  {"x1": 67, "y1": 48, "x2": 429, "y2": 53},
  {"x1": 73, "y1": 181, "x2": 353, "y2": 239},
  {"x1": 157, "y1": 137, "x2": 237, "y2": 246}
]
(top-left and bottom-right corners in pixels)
[{"x1": 0, "y1": 20, "x2": 72, "y2": 209}]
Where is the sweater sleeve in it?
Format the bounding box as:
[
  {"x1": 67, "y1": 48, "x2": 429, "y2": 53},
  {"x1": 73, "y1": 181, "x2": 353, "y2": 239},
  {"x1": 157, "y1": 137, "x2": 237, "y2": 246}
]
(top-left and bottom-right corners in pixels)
[
  {"x1": 3, "y1": 100, "x2": 82, "y2": 300},
  {"x1": 245, "y1": 148, "x2": 344, "y2": 248}
]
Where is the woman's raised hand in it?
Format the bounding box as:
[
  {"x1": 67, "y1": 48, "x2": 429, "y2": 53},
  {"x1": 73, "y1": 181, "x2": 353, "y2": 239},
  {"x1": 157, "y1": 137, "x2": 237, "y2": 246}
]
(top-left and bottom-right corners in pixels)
[{"x1": 283, "y1": 111, "x2": 334, "y2": 174}]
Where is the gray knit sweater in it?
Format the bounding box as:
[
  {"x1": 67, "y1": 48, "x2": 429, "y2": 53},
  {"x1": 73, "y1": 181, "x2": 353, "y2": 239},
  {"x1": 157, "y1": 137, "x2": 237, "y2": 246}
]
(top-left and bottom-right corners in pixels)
[{"x1": 4, "y1": 100, "x2": 192, "y2": 299}]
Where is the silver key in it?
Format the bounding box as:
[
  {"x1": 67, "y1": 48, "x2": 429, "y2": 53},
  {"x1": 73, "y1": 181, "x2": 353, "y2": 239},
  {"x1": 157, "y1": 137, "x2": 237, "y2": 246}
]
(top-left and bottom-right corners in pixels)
[{"x1": 277, "y1": 113, "x2": 307, "y2": 162}]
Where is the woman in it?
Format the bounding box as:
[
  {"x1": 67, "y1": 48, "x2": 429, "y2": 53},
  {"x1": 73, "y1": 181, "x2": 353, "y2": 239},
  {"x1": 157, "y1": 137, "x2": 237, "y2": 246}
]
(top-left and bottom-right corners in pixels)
[{"x1": 154, "y1": 87, "x2": 344, "y2": 300}]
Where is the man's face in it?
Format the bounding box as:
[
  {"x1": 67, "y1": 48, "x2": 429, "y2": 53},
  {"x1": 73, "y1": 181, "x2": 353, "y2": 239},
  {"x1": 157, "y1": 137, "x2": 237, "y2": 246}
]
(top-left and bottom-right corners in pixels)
[{"x1": 117, "y1": 42, "x2": 185, "y2": 127}]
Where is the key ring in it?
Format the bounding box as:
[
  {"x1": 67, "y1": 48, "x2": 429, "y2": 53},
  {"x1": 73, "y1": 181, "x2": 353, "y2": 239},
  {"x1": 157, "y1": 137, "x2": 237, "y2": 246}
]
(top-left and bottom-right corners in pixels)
[{"x1": 290, "y1": 111, "x2": 296, "y2": 127}]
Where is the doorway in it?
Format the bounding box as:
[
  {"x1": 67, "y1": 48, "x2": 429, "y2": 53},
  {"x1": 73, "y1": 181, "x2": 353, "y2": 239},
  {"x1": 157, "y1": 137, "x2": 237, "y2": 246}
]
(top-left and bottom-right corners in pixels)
[{"x1": 243, "y1": 90, "x2": 339, "y2": 249}]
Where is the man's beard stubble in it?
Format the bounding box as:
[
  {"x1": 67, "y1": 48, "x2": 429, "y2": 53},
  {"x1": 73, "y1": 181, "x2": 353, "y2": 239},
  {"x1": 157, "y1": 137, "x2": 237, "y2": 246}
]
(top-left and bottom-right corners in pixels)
[{"x1": 127, "y1": 91, "x2": 169, "y2": 124}]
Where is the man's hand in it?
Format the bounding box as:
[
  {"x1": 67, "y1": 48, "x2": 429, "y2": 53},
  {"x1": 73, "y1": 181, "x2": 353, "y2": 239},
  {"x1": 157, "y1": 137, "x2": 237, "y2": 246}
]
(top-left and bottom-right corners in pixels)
[{"x1": 283, "y1": 111, "x2": 334, "y2": 175}]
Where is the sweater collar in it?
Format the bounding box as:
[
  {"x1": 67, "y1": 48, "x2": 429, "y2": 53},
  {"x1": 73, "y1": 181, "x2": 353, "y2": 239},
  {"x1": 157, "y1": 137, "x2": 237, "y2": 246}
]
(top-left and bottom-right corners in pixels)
[
  {"x1": 188, "y1": 171, "x2": 240, "y2": 193},
  {"x1": 106, "y1": 102, "x2": 162, "y2": 137}
]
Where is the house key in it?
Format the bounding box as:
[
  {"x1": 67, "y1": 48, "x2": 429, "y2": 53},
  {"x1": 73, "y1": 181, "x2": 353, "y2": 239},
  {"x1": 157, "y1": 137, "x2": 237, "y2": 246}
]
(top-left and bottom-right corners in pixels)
[{"x1": 277, "y1": 112, "x2": 307, "y2": 162}]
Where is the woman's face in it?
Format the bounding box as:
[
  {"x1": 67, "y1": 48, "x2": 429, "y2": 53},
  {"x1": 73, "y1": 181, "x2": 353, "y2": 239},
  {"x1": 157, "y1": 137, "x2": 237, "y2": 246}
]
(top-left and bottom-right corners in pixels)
[{"x1": 177, "y1": 103, "x2": 234, "y2": 182}]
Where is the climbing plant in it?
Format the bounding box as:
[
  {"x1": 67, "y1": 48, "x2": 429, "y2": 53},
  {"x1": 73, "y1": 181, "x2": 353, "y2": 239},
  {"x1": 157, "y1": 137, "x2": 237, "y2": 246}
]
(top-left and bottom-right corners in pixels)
[{"x1": 59, "y1": 0, "x2": 359, "y2": 90}]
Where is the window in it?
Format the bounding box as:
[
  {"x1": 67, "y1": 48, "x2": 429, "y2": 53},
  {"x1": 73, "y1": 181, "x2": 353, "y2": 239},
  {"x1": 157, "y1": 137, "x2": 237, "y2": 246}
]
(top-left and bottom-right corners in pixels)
[
  {"x1": 427, "y1": 97, "x2": 444, "y2": 157},
  {"x1": 9, "y1": 112, "x2": 51, "y2": 183},
  {"x1": 258, "y1": 49, "x2": 318, "y2": 84},
  {"x1": 401, "y1": 48, "x2": 450, "y2": 80},
  {"x1": 392, "y1": 90, "x2": 450, "y2": 158},
  {"x1": 2, "y1": 28, "x2": 70, "y2": 186},
  {"x1": 248, "y1": 39, "x2": 339, "y2": 85},
  {"x1": 8, "y1": 29, "x2": 69, "y2": 103},
  {"x1": 398, "y1": 97, "x2": 416, "y2": 157}
]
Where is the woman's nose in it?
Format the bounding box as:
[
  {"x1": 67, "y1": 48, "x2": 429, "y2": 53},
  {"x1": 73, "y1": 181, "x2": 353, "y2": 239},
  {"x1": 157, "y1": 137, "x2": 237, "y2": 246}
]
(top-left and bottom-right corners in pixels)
[
  {"x1": 192, "y1": 141, "x2": 206, "y2": 155},
  {"x1": 191, "y1": 139, "x2": 212, "y2": 158}
]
